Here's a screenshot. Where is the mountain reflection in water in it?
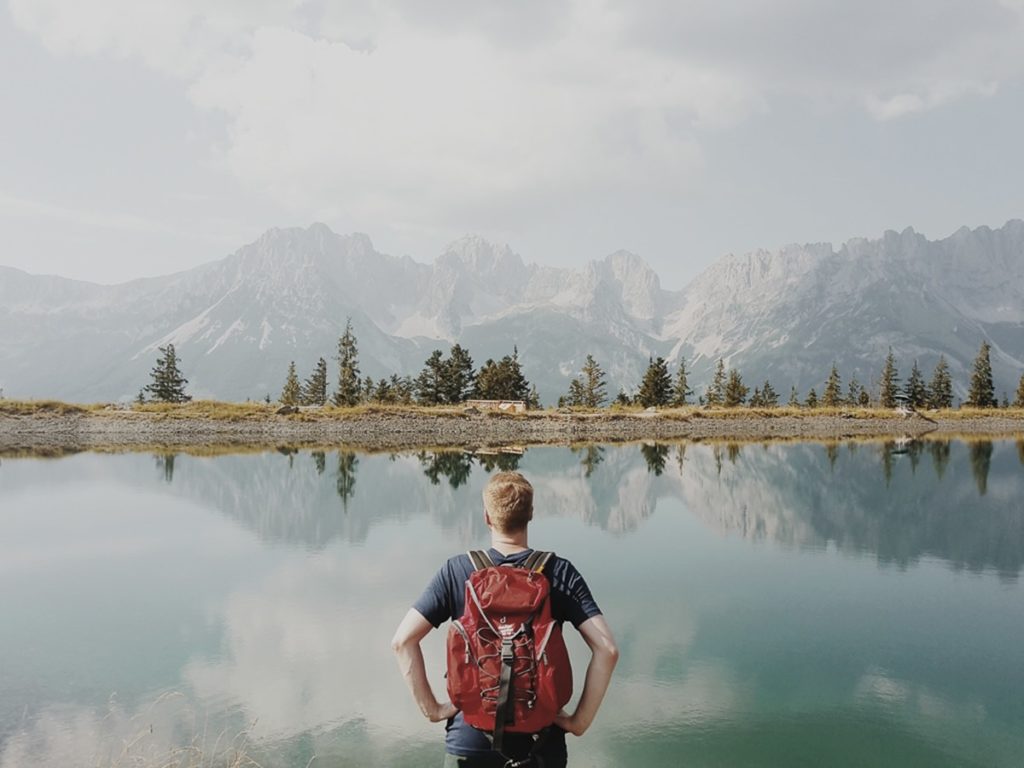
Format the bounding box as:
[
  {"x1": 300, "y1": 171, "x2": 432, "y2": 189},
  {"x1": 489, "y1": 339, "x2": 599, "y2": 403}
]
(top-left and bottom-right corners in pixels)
[{"x1": 127, "y1": 438, "x2": 1024, "y2": 578}]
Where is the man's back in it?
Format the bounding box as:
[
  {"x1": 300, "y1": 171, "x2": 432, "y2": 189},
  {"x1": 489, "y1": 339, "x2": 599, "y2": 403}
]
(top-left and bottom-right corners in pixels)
[
  {"x1": 413, "y1": 548, "x2": 601, "y2": 763},
  {"x1": 391, "y1": 471, "x2": 618, "y2": 768}
]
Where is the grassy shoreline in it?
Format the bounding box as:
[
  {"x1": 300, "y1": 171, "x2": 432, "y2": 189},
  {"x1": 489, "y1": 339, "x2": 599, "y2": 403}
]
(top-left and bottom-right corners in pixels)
[{"x1": 2, "y1": 399, "x2": 1023, "y2": 455}]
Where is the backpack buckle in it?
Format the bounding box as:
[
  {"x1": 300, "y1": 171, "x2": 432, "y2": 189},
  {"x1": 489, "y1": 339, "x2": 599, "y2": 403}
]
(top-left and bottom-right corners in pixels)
[{"x1": 501, "y1": 637, "x2": 514, "y2": 663}]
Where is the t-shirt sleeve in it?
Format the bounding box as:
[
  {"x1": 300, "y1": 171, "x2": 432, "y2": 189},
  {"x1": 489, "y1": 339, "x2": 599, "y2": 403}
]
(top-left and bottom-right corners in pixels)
[
  {"x1": 547, "y1": 556, "x2": 602, "y2": 629},
  {"x1": 412, "y1": 559, "x2": 457, "y2": 628}
]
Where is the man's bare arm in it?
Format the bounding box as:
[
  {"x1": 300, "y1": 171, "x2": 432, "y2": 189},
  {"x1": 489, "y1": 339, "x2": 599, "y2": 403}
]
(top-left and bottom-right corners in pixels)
[
  {"x1": 390, "y1": 608, "x2": 458, "y2": 722},
  {"x1": 554, "y1": 614, "x2": 619, "y2": 737}
]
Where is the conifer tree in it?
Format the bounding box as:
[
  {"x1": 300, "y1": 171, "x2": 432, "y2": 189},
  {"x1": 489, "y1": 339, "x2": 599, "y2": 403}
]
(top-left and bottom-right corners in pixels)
[
  {"x1": 579, "y1": 354, "x2": 607, "y2": 408},
  {"x1": 846, "y1": 375, "x2": 862, "y2": 407},
  {"x1": 144, "y1": 344, "x2": 191, "y2": 403},
  {"x1": 761, "y1": 380, "x2": 779, "y2": 407},
  {"x1": 879, "y1": 348, "x2": 900, "y2": 409},
  {"x1": 474, "y1": 348, "x2": 531, "y2": 402},
  {"x1": 361, "y1": 375, "x2": 375, "y2": 403},
  {"x1": 672, "y1": 357, "x2": 693, "y2": 406},
  {"x1": 903, "y1": 360, "x2": 927, "y2": 409},
  {"x1": 788, "y1": 386, "x2": 799, "y2": 407},
  {"x1": 280, "y1": 361, "x2": 301, "y2": 405},
  {"x1": 705, "y1": 358, "x2": 727, "y2": 406},
  {"x1": 527, "y1": 383, "x2": 541, "y2": 410},
  {"x1": 301, "y1": 357, "x2": 329, "y2": 406},
  {"x1": 965, "y1": 340, "x2": 996, "y2": 408},
  {"x1": 443, "y1": 344, "x2": 476, "y2": 404},
  {"x1": 805, "y1": 387, "x2": 818, "y2": 408},
  {"x1": 391, "y1": 374, "x2": 414, "y2": 404},
  {"x1": 749, "y1": 386, "x2": 762, "y2": 407},
  {"x1": 332, "y1": 319, "x2": 361, "y2": 407},
  {"x1": 1013, "y1": 373, "x2": 1024, "y2": 408},
  {"x1": 415, "y1": 350, "x2": 446, "y2": 405},
  {"x1": 927, "y1": 355, "x2": 953, "y2": 409},
  {"x1": 637, "y1": 356, "x2": 672, "y2": 407},
  {"x1": 822, "y1": 363, "x2": 842, "y2": 407},
  {"x1": 723, "y1": 369, "x2": 748, "y2": 407},
  {"x1": 563, "y1": 378, "x2": 585, "y2": 407}
]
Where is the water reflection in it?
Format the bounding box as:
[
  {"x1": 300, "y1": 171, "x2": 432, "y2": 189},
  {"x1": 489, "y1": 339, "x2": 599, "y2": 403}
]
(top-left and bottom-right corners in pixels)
[
  {"x1": 2, "y1": 440, "x2": 1023, "y2": 767},
  {"x1": 105, "y1": 439, "x2": 1024, "y2": 578}
]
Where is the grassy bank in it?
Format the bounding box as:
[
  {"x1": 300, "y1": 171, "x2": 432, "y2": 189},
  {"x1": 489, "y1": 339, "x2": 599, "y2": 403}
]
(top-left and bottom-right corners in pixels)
[{"x1": 4, "y1": 397, "x2": 1024, "y2": 420}]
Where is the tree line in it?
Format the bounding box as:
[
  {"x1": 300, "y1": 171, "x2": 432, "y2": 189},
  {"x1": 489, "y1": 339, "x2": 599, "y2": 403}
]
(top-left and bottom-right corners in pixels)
[
  {"x1": 563, "y1": 340, "x2": 1020, "y2": 410},
  {"x1": 140, "y1": 325, "x2": 1024, "y2": 410}
]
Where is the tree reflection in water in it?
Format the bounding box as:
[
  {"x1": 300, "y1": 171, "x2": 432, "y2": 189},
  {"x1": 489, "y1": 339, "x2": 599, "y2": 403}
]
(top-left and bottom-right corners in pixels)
[
  {"x1": 154, "y1": 453, "x2": 176, "y2": 483},
  {"x1": 969, "y1": 440, "x2": 994, "y2": 496},
  {"x1": 640, "y1": 443, "x2": 670, "y2": 476},
  {"x1": 336, "y1": 450, "x2": 358, "y2": 509}
]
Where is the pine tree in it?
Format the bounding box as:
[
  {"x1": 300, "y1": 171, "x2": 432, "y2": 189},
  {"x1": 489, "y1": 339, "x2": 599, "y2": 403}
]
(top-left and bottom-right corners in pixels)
[
  {"x1": 846, "y1": 375, "x2": 862, "y2": 407},
  {"x1": 332, "y1": 319, "x2": 361, "y2": 407},
  {"x1": 1013, "y1": 373, "x2": 1024, "y2": 408},
  {"x1": 723, "y1": 368, "x2": 748, "y2": 407},
  {"x1": 965, "y1": 340, "x2": 996, "y2": 408},
  {"x1": 361, "y1": 375, "x2": 375, "y2": 403},
  {"x1": 474, "y1": 348, "x2": 531, "y2": 402},
  {"x1": 637, "y1": 357, "x2": 672, "y2": 407},
  {"x1": 392, "y1": 374, "x2": 414, "y2": 404},
  {"x1": 415, "y1": 350, "x2": 446, "y2": 405},
  {"x1": 788, "y1": 386, "x2": 799, "y2": 407},
  {"x1": 927, "y1": 355, "x2": 953, "y2": 409},
  {"x1": 822, "y1": 363, "x2": 842, "y2": 407},
  {"x1": 144, "y1": 344, "x2": 191, "y2": 403},
  {"x1": 858, "y1": 388, "x2": 870, "y2": 407},
  {"x1": 879, "y1": 348, "x2": 900, "y2": 409},
  {"x1": 749, "y1": 387, "x2": 762, "y2": 407},
  {"x1": 672, "y1": 357, "x2": 693, "y2": 406},
  {"x1": 280, "y1": 361, "x2": 301, "y2": 405},
  {"x1": 527, "y1": 383, "x2": 540, "y2": 410},
  {"x1": 705, "y1": 358, "x2": 727, "y2": 406},
  {"x1": 443, "y1": 344, "x2": 476, "y2": 404},
  {"x1": 805, "y1": 387, "x2": 818, "y2": 408},
  {"x1": 300, "y1": 357, "x2": 329, "y2": 406},
  {"x1": 760, "y1": 380, "x2": 779, "y2": 407},
  {"x1": 563, "y1": 377, "x2": 585, "y2": 407},
  {"x1": 579, "y1": 354, "x2": 607, "y2": 408},
  {"x1": 903, "y1": 360, "x2": 927, "y2": 409}
]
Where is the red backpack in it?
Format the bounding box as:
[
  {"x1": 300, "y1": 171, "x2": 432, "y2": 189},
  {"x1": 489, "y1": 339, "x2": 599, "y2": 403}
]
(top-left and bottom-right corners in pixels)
[{"x1": 446, "y1": 550, "x2": 573, "y2": 752}]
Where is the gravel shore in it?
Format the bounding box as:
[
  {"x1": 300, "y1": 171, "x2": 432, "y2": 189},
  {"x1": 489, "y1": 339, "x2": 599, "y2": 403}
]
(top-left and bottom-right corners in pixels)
[{"x1": 2, "y1": 408, "x2": 1022, "y2": 454}]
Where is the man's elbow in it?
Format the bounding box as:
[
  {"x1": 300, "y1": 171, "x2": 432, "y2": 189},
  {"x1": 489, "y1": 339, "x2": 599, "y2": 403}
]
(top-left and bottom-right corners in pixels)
[
  {"x1": 596, "y1": 637, "x2": 619, "y2": 667},
  {"x1": 390, "y1": 632, "x2": 409, "y2": 656},
  {"x1": 603, "y1": 640, "x2": 620, "y2": 667}
]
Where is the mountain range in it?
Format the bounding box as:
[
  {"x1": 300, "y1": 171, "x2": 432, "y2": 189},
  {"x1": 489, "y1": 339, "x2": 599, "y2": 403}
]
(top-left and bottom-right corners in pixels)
[{"x1": 1, "y1": 219, "x2": 1022, "y2": 403}]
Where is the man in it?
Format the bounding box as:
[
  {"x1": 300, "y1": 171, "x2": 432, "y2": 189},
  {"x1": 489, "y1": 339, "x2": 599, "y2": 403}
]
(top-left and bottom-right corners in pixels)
[{"x1": 392, "y1": 471, "x2": 618, "y2": 767}]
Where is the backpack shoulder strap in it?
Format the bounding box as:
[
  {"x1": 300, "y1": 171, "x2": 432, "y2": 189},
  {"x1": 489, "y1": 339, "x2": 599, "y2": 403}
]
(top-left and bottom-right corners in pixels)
[
  {"x1": 468, "y1": 550, "x2": 495, "y2": 571},
  {"x1": 521, "y1": 550, "x2": 554, "y2": 573}
]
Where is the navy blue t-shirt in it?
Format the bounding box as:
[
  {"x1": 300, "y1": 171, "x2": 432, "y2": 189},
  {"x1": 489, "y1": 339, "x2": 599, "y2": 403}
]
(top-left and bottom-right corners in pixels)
[{"x1": 413, "y1": 548, "x2": 602, "y2": 760}]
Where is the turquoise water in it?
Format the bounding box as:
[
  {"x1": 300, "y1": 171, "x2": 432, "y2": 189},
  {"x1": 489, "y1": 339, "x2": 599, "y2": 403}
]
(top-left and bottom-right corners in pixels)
[{"x1": 0, "y1": 439, "x2": 1022, "y2": 767}]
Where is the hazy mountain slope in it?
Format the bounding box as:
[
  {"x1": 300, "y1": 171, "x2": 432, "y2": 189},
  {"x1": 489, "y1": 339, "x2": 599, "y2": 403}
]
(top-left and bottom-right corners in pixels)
[
  {"x1": 665, "y1": 222, "x2": 1024, "y2": 399},
  {"x1": 1, "y1": 220, "x2": 1022, "y2": 403}
]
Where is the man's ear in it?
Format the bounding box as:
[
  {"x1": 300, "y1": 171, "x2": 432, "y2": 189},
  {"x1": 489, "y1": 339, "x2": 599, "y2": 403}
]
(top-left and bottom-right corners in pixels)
[{"x1": 484, "y1": 510, "x2": 492, "y2": 528}]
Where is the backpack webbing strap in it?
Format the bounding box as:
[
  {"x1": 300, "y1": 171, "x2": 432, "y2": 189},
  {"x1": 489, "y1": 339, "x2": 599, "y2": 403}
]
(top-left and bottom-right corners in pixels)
[
  {"x1": 492, "y1": 637, "x2": 515, "y2": 756},
  {"x1": 521, "y1": 550, "x2": 553, "y2": 573},
  {"x1": 468, "y1": 550, "x2": 495, "y2": 571}
]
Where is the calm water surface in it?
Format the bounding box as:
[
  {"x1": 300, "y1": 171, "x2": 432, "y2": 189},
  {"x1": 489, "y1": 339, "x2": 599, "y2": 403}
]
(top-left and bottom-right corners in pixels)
[{"x1": 1, "y1": 439, "x2": 1023, "y2": 767}]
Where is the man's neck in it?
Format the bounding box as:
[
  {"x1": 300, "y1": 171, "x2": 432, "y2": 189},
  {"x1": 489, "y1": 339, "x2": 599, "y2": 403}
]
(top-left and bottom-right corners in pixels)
[{"x1": 489, "y1": 530, "x2": 528, "y2": 555}]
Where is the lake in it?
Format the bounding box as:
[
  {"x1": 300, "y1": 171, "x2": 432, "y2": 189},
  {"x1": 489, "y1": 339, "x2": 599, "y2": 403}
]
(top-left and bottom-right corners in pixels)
[{"x1": 1, "y1": 438, "x2": 1022, "y2": 767}]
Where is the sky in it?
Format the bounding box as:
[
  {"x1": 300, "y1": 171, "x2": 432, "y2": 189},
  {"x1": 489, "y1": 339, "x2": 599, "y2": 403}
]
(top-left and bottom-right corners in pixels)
[{"x1": 2, "y1": 0, "x2": 1024, "y2": 290}]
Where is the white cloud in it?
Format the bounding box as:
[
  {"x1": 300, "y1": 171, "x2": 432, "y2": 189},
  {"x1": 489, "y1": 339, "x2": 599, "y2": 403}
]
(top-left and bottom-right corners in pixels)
[{"x1": 8, "y1": 0, "x2": 1024, "y2": 253}]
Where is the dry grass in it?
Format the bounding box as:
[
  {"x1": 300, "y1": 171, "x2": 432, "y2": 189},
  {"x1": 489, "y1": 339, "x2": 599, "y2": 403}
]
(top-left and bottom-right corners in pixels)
[{"x1": 0, "y1": 399, "x2": 105, "y2": 415}]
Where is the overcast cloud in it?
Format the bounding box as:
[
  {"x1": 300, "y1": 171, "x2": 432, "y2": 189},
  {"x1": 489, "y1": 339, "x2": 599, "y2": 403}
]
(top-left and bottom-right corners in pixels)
[{"x1": 2, "y1": 0, "x2": 1024, "y2": 286}]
